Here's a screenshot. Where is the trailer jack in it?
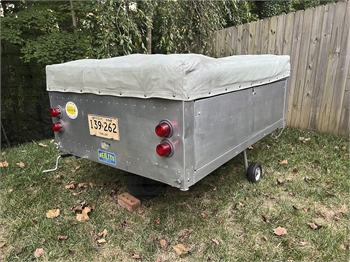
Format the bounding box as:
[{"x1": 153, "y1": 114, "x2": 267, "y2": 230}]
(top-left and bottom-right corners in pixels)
[{"x1": 42, "y1": 154, "x2": 73, "y2": 173}]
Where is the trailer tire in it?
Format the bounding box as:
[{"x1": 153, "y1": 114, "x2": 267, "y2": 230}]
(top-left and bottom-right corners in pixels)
[
  {"x1": 126, "y1": 174, "x2": 167, "y2": 200},
  {"x1": 247, "y1": 162, "x2": 262, "y2": 183}
]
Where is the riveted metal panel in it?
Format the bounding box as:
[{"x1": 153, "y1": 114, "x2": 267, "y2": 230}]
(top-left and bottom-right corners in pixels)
[
  {"x1": 49, "y1": 93, "x2": 189, "y2": 189},
  {"x1": 193, "y1": 80, "x2": 287, "y2": 183}
]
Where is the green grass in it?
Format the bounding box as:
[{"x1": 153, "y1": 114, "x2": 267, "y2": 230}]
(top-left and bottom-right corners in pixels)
[{"x1": 0, "y1": 128, "x2": 349, "y2": 261}]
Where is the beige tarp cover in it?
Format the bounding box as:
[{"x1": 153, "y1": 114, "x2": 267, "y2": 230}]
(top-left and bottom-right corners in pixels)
[{"x1": 46, "y1": 54, "x2": 290, "y2": 101}]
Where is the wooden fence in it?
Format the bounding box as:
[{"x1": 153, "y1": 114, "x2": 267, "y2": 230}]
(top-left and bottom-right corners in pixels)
[{"x1": 211, "y1": 1, "x2": 349, "y2": 136}]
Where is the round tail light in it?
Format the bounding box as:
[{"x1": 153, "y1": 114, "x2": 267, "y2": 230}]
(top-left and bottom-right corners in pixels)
[
  {"x1": 50, "y1": 107, "x2": 62, "y2": 118},
  {"x1": 156, "y1": 140, "x2": 174, "y2": 157},
  {"x1": 52, "y1": 122, "x2": 64, "y2": 133},
  {"x1": 155, "y1": 120, "x2": 173, "y2": 137}
]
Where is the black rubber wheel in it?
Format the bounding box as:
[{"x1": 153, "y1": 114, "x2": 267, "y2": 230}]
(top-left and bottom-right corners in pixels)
[
  {"x1": 246, "y1": 162, "x2": 262, "y2": 183},
  {"x1": 126, "y1": 174, "x2": 167, "y2": 200}
]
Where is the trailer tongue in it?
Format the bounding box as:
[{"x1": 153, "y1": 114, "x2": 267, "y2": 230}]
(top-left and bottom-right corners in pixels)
[{"x1": 44, "y1": 54, "x2": 290, "y2": 199}]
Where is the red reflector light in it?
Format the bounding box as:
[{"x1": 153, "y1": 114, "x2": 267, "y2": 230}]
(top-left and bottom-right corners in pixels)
[
  {"x1": 50, "y1": 107, "x2": 62, "y2": 118},
  {"x1": 156, "y1": 141, "x2": 173, "y2": 157},
  {"x1": 155, "y1": 120, "x2": 173, "y2": 137},
  {"x1": 52, "y1": 122, "x2": 64, "y2": 132}
]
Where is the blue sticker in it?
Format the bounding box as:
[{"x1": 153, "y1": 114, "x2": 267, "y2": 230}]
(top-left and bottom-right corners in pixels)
[{"x1": 98, "y1": 149, "x2": 116, "y2": 165}]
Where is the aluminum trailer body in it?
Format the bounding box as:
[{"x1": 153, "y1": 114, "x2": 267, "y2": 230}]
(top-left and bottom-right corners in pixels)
[{"x1": 46, "y1": 54, "x2": 290, "y2": 191}]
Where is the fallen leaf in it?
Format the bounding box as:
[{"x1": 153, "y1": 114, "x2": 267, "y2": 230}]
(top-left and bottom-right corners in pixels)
[
  {"x1": 89, "y1": 182, "x2": 96, "y2": 188},
  {"x1": 173, "y1": 244, "x2": 187, "y2": 255},
  {"x1": 34, "y1": 248, "x2": 45, "y2": 258},
  {"x1": 299, "y1": 241, "x2": 308, "y2": 246},
  {"x1": 102, "y1": 229, "x2": 108, "y2": 238},
  {"x1": 38, "y1": 143, "x2": 47, "y2": 147},
  {"x1": 340, "y1": 244, "x2": 346, "y2": 250},
  {"x1": 201, "y1": 212, "x2": 208, "y2": 218},
  {"x1": 211, "y1": 238, "x2": 219, "y2": 245},
  {"x1": 273, "y1": 226, "x2": 287, "y2": 236},
  {"x1": 131, "y1": 253, "x2": 142, "y2": 259},
  {"x1": 248, "y1": 146, "x2": 253, "y2": 150},
  {"x1": 262, "y1": 236, "x2": 268, "y2": 241},
  {"x1": 65, "y1": 181, "x2": 76, "y2": 189},
  {"x1": 307, "y1": 222, "x2": 322, "y2": 230},
  {"x1": 292, "y1": 168, "x2": 298, "y2": 173},
  {"x1": 46, "y1": 209, "x2": 60, "y2": 219},
  {"x1": 160, "y1": 238, "x2": 167, "y2": 249},
  {"x1": 97, "y1": 238, "x2": 106, "y2": 244},
  {"x1": 78, "y1": 183, "x2": 88, "y2": 189},
  {"x1": 41, "y1": 238, "x2": 46, "y2": 244},
  {"x1": 341, "y1": 146, "x2": 347, "y2": 151},
  {"x1": 74, "y1": 166, "x2": 80, "y2": 171},
  {"x1": 82, "y1": 206, "x2": 91, "y2": 214},
  {"x1": 155, "y1": 217, "x2": 160, "y2": 224},
  {"x1": 55, "y1": 174, "x2": 64, "y2": 179},
  {"x1": 57, "y1": 235, "x2": 68, "y2": 240},
  {"x1": 0, "y1": 161, "x2": 9, "y2": 167},
  {"x1": 279, "y1": 159, "x2": 288, "y2": 165},
  {"x1": 71, "y1": 205, "x2": 83, "y2": 212},
  {"x1": 155, "y1": 257, "x2": 162, "y2": 262},
  {"x1": 15, "y1": 247, "x2": 24, "y2": 255},
  {"x1": 76, "y1": 213, "x2": 90, "y2": 222},
  {"x1": 16, "y1": 162, "x2": 25, "y2": 168},
  {"x1": 0, "y1": 242, "x2": 5, "y2": 248}
]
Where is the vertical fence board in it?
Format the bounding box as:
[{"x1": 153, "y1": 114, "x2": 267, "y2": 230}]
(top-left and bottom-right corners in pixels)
[
  {"x1": 286, "y1": 10, "x2": 304, "y2": 126},
  {"x1": 236, "y1": 24, "x2": 243, "y2": 55},
  {"x1": 242, "y1": 23, "x2": 250, "y2": 55},
  {"x1": 230, "y1": 26, "x2": 238, "y2": 55},
  {"x1": 260, "y1": 18, "x2": 270, "y2": 54},
  {"x1": 248, "y1": 22, "x2": 256, "y2": 54},
  {"x1": 298, "y1": 6, "x2": 324, "y2": 130},
  {"x1": 338, "y1": 65, "x2": 350, "y2": 136},
  {"x1": 268, "y1": 16, "x2": 278, "y2": 54},
  {"x1": 318, "y1": 2, "x2": 347, "y2": 132},
  {"x1": 309, "y1": 3, "x2": 335, "y2": 131},
  {"x1": 282, "y1": 12, "x2": 294, "y2": 56},
  {"x1": 291, "y1": 8, "x2": 313, "y2": 128},
  {"x1": 329, "y1": 1, "x2": 350, "y2": 134},
  {"x1": 256, "y1": 20, "x2": 263, "y2": 55},
  {"x1": 275, "y1": 14, "x2": 286, "y2": 55}
]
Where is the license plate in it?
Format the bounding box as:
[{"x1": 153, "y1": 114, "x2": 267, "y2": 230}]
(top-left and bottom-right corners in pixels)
[{"x1": 88, "y1": 114, "x2": 120, "y2": 140}]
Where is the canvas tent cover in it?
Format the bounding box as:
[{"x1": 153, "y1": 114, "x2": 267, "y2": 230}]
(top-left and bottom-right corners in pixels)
[{"x1": 46, "y1": 54, "x2": 290, "y2": 101}]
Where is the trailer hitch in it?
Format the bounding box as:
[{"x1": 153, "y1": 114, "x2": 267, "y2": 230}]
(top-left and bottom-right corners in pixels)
[{"x1": 42, "y1": 154, "x2": 73, "y2": 173}]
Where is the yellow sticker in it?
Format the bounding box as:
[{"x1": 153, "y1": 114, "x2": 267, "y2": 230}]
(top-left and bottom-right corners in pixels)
[{"x1": 66, "y1": 102, "x2": 78, "y2": 119}]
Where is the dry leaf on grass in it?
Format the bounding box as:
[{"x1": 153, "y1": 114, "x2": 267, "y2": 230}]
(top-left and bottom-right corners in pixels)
[
  {"x1": 307, "y1": 222, "x2": 322, "y2": 230},
  {"x1": 248, "y1": 145, "x2": 254, "y2": 150},
  {"x1": 76, "y1": 207, "x2": 91, "y2": 222},
  {"x1": 173, "y1": 244, "x2": 187, "y2": 255},
  {"x1": 97, "y1": 238, "x2": 106, "y2": 244},
  {"x1": 155, "y1": 258, "x2": 162, "y2": 262},
  {"x1": 177, "y1": 229, "x2": 193, "y2": 240},
  {"x1": 0, "y1": 242, "x2": 5, "y2": 248},
  {"x1": 38, "y1": 143, "x2": 47, "y2": 147},
  {"x1": 65, "y1": 181, "x2": 76, "y2": 189},
  {"x1": 78, "y1": 183, "x2": 88, "y2": 189},
  {"x1": 0, "y1": 161, "x2": 9, "y2": 167},
  {"x1": 262, "y1": 215, "x2": 269, "y2": 222},
  {"x1": 46, "y1": 209, "x2": 60, "y2": 219},
  {"x1": 34, "y1": 248, "x2": 45, "y2": 258},
  {"x1": 340, "y1": 244, "x2": 346, "y2": 250},
  {"x1": 160, "y1": 238, "x2": 168, "y2": 249},
  {"x1": 155, "y1": 217, "x2": 161, "y2": 224},
  {"x1": 273, "y1": 226, "x2": 287, "y2": 236},
  {"x1": 57, "y1": 235, "x2": 68, "y2": 240},
  {"x1": 211, "y1": 238, "x2": 219, "y2": 245},
  {"x1": 131, "y1": 253, "x2": 142, "y2": 260},
  {"x1": 16, "y1": 162, "x2": 25, "y2": 168},
  {"x1": 201, "y1": 212, "x2": 208, "y2": 218},
  {"x1": 279, "y1": 159, "x2": 288, "y2": 165},
  {"x1": 299, "y1": 241, "x2": 308, "y2": 246}
]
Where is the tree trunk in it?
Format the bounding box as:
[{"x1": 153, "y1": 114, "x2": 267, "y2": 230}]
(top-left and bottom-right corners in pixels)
[{"x1": 69, "y1": 0, "x2": 77, "y2": 32}]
